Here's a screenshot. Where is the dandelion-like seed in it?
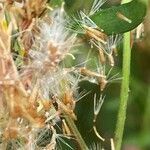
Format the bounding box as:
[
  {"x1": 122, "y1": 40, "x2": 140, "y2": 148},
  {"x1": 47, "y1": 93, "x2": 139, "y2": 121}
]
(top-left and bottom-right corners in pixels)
[
  {"x1": 89, "y1": 0, "x2": 107, "y2": 16},
  {"x1": 93, "y1": 94, "x2": 105, "y2": 122},
  {"x1": 92, "y1": 34, "x2": 122, "y2": 66},
  {"x1": 93, "y1": 94, "x2": 105, "y2": 141},
  {"x1": 89, "y1": 142, "x2": 103, "y2": 150}
]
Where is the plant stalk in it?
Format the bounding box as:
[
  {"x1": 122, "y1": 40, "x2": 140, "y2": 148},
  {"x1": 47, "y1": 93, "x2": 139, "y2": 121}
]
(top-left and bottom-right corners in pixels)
[
  {"x1": 114, "y1": 30, "x2": 131, "y2": 150},
  {"x1": 65, "y1": 115, "x2": 88, "y2": 150}
]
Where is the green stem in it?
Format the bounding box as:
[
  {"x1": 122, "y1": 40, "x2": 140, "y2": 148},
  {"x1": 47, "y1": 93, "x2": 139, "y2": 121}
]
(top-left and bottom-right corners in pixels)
[
  {"x1": 115, "y1": 31, "x2": 131, "y2": 150},
  {"x1": 65, "y1": 115, "x2": 88, "y2": 150}
]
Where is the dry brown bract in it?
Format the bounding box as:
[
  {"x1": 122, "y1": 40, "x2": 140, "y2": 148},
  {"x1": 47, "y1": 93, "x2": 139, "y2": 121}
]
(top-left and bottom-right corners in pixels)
[{"x1": 4, "y1": 0, "x2": 48, "y2": 50}]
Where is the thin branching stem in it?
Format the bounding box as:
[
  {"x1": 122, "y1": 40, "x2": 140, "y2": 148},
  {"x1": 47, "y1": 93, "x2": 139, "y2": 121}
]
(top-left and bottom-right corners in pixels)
[{"x1": 65, "y1": 114, "x2": 88, "y2": 150}]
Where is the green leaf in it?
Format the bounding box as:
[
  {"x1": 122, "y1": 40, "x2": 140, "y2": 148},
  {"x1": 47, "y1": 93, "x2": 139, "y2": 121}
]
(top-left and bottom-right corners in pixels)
[
  {"x1": 65, "y1": 0, "x2": 146, "y2": 35},
  {"x1": 90, "y1": 0, "x2": 146, "y2": 35}
]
